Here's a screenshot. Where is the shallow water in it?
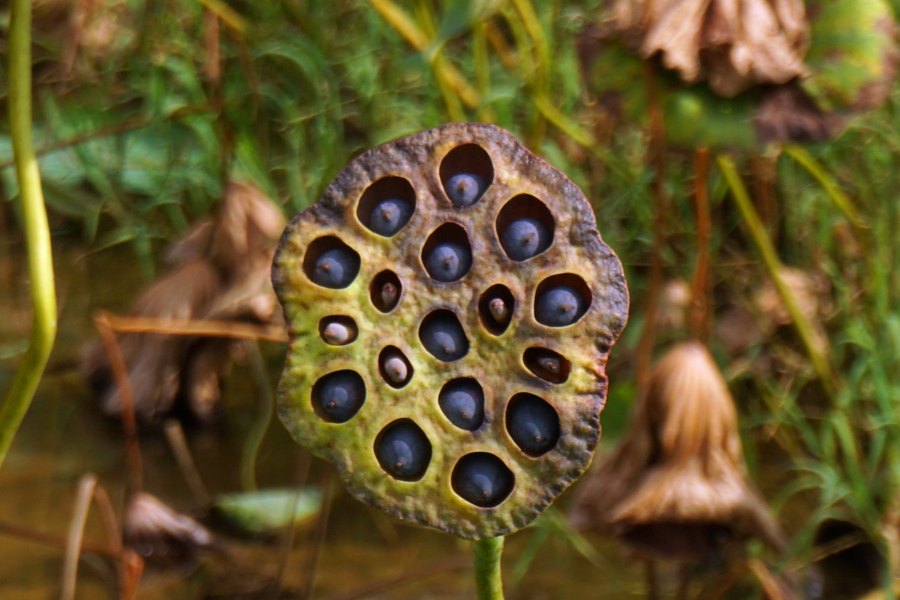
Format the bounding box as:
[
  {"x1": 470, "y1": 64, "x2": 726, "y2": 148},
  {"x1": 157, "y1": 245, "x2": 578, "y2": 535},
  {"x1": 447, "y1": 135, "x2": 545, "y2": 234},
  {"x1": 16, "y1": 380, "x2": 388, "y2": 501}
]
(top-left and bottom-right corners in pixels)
[{"x1": 0, "y1": 238, "x2": 654, "y2": 599}]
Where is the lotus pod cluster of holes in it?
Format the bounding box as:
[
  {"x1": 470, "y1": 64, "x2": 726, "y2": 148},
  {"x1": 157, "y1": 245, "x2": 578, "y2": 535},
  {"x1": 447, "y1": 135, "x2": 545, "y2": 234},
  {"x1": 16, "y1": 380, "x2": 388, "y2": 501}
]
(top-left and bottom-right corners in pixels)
[{"x1": 272, "y1": 123, "x2": 629, "y2": 540}]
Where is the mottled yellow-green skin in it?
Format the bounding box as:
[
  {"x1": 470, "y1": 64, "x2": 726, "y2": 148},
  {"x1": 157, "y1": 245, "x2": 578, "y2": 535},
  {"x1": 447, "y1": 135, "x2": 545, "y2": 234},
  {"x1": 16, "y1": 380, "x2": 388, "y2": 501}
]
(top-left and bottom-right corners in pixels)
[{"x1": 272, "y1": 123, "x2": 628, "y2": 540}]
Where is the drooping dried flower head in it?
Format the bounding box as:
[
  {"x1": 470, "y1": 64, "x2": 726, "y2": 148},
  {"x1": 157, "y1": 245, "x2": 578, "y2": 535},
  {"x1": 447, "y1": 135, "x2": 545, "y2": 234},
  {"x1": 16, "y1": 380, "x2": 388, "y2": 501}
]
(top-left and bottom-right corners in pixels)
[
  {"x1": 607, "y1": 0, "x2": 810, "y2": 97},
  {"x1": 570, "y1": 342, "x2": 785, "y2": 561},
  {"x1": 272, "y1": 123, "x2": 629, "y2": 540}
]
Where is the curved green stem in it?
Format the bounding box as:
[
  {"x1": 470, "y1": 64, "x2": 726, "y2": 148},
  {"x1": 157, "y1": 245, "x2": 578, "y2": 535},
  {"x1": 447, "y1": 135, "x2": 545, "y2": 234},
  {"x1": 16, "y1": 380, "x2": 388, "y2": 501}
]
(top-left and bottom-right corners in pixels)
[
  {"x1": 474, "y1": 536, "x2": 505, "y2": 600},
  {"x1": 0, "y1": 0, "x2": 57, "y2": 468}
]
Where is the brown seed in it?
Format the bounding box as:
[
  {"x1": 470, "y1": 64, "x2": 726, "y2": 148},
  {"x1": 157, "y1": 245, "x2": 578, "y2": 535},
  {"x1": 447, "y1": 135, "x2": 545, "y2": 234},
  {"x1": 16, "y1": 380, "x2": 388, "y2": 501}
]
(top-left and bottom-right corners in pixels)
[
  {"x1": 489, "y1": 298, "x2": 508, "y2": 322},
  {"x1": 382, "y1": 283, "x2": 398, "y2": 307}
]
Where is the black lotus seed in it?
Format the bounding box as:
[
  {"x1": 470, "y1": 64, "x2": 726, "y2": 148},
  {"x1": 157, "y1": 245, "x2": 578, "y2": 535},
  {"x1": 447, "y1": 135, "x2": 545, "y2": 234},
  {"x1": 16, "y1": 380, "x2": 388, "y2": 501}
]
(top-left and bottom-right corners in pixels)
[
  {"x1": 500, "y1": 218, "x2": 550, "y2": 261},
  {"x1": 420, "y1": 315, "x2": 468, "y2": 362},
  {"x1": 424, "y1": 242, "x2": 472, "y2": 282},
  {"x1": 535, "y1": 285, "x2": 584, "y2": 327},
  {"x1": 381, "y1": 282, "x2": 398, "y2": 308},
  {"x1": 439, "y1": 380, "x2": 484, "y2": 431},
  {"x1": 383, "y1": 355, "x2": 408, "y2": 384},
  {"x1": 376, "y1": 421, "x2": 431, "y2": 480},
  {"x1": 507, "y1": 395, "x2": 560, "y2": 456},
  {"x1": 452, "y1": 453, "x2": 514, "y2": 508},
  {"x1": 314, "y1": 248, "x2": 359, "y2": 288},
  {"x1": 316, "y1": 371, "x2": 365, "y2": 423},
  {"x1": 488, "y1": 298, "x2": 509, "y2": 322},
  {"x1": 446, "y1": 173, "x2": 486, "y2": 206},
  {"x1": 369, "y1": 198, "x2": 413, "y2": 236}
]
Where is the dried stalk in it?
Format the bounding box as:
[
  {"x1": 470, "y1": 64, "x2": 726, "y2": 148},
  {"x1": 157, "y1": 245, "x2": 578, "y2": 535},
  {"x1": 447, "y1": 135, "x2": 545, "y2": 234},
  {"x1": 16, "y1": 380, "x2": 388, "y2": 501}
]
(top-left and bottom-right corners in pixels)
[
  {"x1": 101, "y1": 311, "x2": 287, "y2": 342},
  {"x1": 163, "y1": 419, "x2": 211, "y2": 509},
  {"x1": 61, "y1": 474, "x2": 98, "y2": 600}
]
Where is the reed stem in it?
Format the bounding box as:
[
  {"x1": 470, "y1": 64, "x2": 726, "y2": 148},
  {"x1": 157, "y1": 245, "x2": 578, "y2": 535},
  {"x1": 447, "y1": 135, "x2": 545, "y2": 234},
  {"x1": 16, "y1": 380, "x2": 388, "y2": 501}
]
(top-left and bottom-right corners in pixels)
[
  {"x1": 474, "y1": 536, "x2": 505, "y2": 600},
  {"x1": 717, "y1": 155, "x2": 838, "y2": 402},
  {"x1": 0, "y1": 0, "x2": 58, "y2": 470}
]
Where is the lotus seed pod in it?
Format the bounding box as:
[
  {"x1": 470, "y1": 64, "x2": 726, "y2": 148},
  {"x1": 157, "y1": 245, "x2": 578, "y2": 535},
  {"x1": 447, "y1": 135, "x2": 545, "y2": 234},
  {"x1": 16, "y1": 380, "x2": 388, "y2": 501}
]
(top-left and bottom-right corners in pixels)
[
  {"x1": 370, "y1": 198, "x2": 413, "y2": 237},
  {"x1": 272, "y1": 123, "x2": 629, "y2": 540},
  {"x1": 501, "y1": 218, "x2": 551, "y2": 261},
  {"x1": 445, "y1": 173, "x2": 486, "y2": 206},
  {"x1": 535, "y1": 285, "x2": 585, "y2": 327},
  {"x1": 424, "y1": 242, "x2": 472, "y2": 282},
  {"x1": 488, "y1": 298, "x2": 509, "y2": 322}
]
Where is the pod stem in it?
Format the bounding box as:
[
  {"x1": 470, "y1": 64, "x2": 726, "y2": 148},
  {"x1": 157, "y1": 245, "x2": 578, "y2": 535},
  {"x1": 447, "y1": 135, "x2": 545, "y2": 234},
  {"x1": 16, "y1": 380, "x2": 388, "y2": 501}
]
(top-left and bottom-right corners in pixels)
[
  {"x1": 0, "y1": 0, "x2": 57, "y2": 469},
  {"x1": 474, "y1": 536, "x2": 505, "y2": 600}
]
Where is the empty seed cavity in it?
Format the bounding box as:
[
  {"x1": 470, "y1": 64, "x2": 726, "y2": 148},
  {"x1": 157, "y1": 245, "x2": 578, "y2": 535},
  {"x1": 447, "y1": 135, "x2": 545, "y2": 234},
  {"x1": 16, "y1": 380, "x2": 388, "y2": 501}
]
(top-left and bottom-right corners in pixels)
[
  {"x1": 497, "y1": 195, "x2": 555, "y2": 261},
  {"x1": 303, "y1": 236, "x2": 361, "y2": 289},
  {"x1": 318, "y1": 316, "x2": 358, "y2": 346},
  {"x1": 451, "y1": 453, "x2": 514, "y2": 508},
  {"x1": 419, "y1": 310, "x2": 469, "y2": 362},
  {"x1": 312, "y1": 370, "x2": 366, "y2": 423},
  {"x1": 523, "y1": 348, "x2": 571, "y2": 384},
  {"x1": 478, "y1": 284, "x2": 515, "y2": 335},
  {"x1": 422, "y1": 223, "x2": 473, "y2": 283},
  {"x1": 439, "y1": 378, "x2": 485, "y2": 431},
  {"x1": 375, "y1": 420, "x2": 432, "y2": 481},
  {"x1": 506, "y1": 393, "x2": 560, "y2": 457},
  {"x1": 440, "y1": 144, "x2": 494, "y2": 207},
  {"x1": 370, "y1": 270, "x2": 402, "y2": 312},
  {"x1": 357, "y1": 177, "x2": 416, "y2": 237},
  {"x1": 534, "y1": 274, "x2": 592, "y2": 327},
  {"x1": 379, "y1": 346, "x2": 413, "y2": 388}
]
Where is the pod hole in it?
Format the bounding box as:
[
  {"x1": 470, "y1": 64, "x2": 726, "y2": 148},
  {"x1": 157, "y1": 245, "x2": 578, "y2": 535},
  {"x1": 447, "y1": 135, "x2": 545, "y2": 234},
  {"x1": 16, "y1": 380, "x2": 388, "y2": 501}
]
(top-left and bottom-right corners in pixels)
[
  {"x1": 534, "y1": 273, "x2": 592, "y2": 327},
  {"x1": 440, "y1": 144, "x2": 494, "y2": 207},
  {"x1": 311, "y1": 370, "x2": 366, "y2": 423},
  {"x1": 318, "y1": 316, "x2": 358, "y2": 346},
  {"x1": 421, "y1": 223, "x2": 473, "y2": 283},
  {"x1": 419, "y1": 309, "x2": 469, "y2": 362},
  {"x1": 370, "y1": 270, "x2": 402, "y2": 313},
  {"x1": 451, "y1": 453, "x2": 514, "y2": 508},
  {"x1": 478, "y1": 284, "x2": 515, "y2": 335},
  {"x1": 302, "y1": 236, "x2": 361, "y2": 289},
  {"x1": 378, "y1": 346, "x2": 414, "y2": 389},
  {"x1": 356, "y1": 176, "x2": 416, "y2": 237},
  {"x1": 506, "y1": 393, "x2": 560, "y2": 457},
  {"x1": 523, "y1": 348, "x2": 571, "y2": 384},
  {"x1": 439, "y1": 378, "x2": 485, "y2": 431},
  {"x1": 375, "y1": 419, "x2": 432, "y2": 481},
  {"x1": 496, "y1": 195, "x2": 555, "y2": 261}
]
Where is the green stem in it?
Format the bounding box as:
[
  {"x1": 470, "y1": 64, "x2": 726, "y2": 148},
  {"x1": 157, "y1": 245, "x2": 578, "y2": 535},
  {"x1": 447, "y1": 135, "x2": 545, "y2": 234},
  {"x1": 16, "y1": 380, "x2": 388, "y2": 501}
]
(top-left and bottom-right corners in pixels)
[
  {"x1": 241, "y1": 341, "x2": 274, "y2": 492},
  {"x1": 717, "y1": 155, "x2": 838, "y2": 403},
  {"x1": 0, "y1": 0, "x2": 58, "y2": 469},
  {"x1": 474, "y1": 536, "x2": 505, "y2": 600}
]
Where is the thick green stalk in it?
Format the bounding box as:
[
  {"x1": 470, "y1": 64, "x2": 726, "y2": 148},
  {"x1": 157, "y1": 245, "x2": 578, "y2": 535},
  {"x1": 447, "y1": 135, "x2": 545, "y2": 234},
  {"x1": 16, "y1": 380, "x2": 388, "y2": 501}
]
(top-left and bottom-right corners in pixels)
[
  {"x1": 0, "y1": 0, "x2": 57, "y2": 468},
  {"x1": 474, "y1": 536, "x2": 505, "y2": 600},
  {"x1": 717, "y1": 155, "x2": 837, "y2": 402}
]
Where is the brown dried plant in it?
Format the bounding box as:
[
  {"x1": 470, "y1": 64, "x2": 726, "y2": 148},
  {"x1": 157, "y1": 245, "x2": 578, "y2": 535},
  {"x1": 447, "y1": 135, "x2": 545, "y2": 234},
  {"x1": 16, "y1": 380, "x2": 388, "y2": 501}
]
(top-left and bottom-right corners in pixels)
[
  {"x1": 605, "y1": 0, "x2": 810, "y2": 97},
  {"x1": 571, "y1": 341, "x2": 785, "y2": 562},
  {"x1": 82, "y1": 182, "x2": 285, "y2": 422}
]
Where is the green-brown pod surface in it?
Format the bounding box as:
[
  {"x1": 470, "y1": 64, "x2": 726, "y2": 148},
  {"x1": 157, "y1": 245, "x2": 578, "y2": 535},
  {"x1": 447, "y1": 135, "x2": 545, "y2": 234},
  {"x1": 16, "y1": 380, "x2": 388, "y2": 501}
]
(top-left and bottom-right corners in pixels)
[{"x1": 272, "y1": 123, "x2": 629, "y2": 540}]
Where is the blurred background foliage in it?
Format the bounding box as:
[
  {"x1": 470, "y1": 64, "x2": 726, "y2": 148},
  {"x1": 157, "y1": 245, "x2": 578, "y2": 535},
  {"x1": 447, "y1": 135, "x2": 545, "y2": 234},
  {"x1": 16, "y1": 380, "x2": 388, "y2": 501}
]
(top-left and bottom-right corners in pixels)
[{"x1": 6, "y1": 0, "x2": 900, "y2": 593}]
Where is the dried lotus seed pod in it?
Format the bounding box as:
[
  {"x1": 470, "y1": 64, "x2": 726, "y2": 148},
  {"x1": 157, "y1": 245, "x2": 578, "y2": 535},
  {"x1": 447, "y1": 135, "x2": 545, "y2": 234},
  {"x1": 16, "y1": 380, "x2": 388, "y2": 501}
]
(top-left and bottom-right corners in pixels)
[{"x1": 272, "y1": 123, "x2": 629, "y2": 540}]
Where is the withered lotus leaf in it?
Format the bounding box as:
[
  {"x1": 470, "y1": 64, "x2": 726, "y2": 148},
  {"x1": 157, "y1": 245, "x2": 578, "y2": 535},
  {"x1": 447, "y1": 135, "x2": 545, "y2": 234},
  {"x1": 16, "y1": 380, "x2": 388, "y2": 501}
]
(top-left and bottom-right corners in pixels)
[
  {"x1": 272, "y1": 123, "x2": 628, "y2": 539},
  {"x1": 570, "y1": 342, "x2": 786, "y2": 561}
]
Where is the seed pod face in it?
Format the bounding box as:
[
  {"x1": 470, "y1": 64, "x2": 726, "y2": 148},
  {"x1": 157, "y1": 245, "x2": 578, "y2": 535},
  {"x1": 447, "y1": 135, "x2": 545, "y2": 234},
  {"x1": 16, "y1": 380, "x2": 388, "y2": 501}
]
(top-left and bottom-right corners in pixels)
[{"x1": 273, "y1": 123, "x2": 629, "y2": 540}]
